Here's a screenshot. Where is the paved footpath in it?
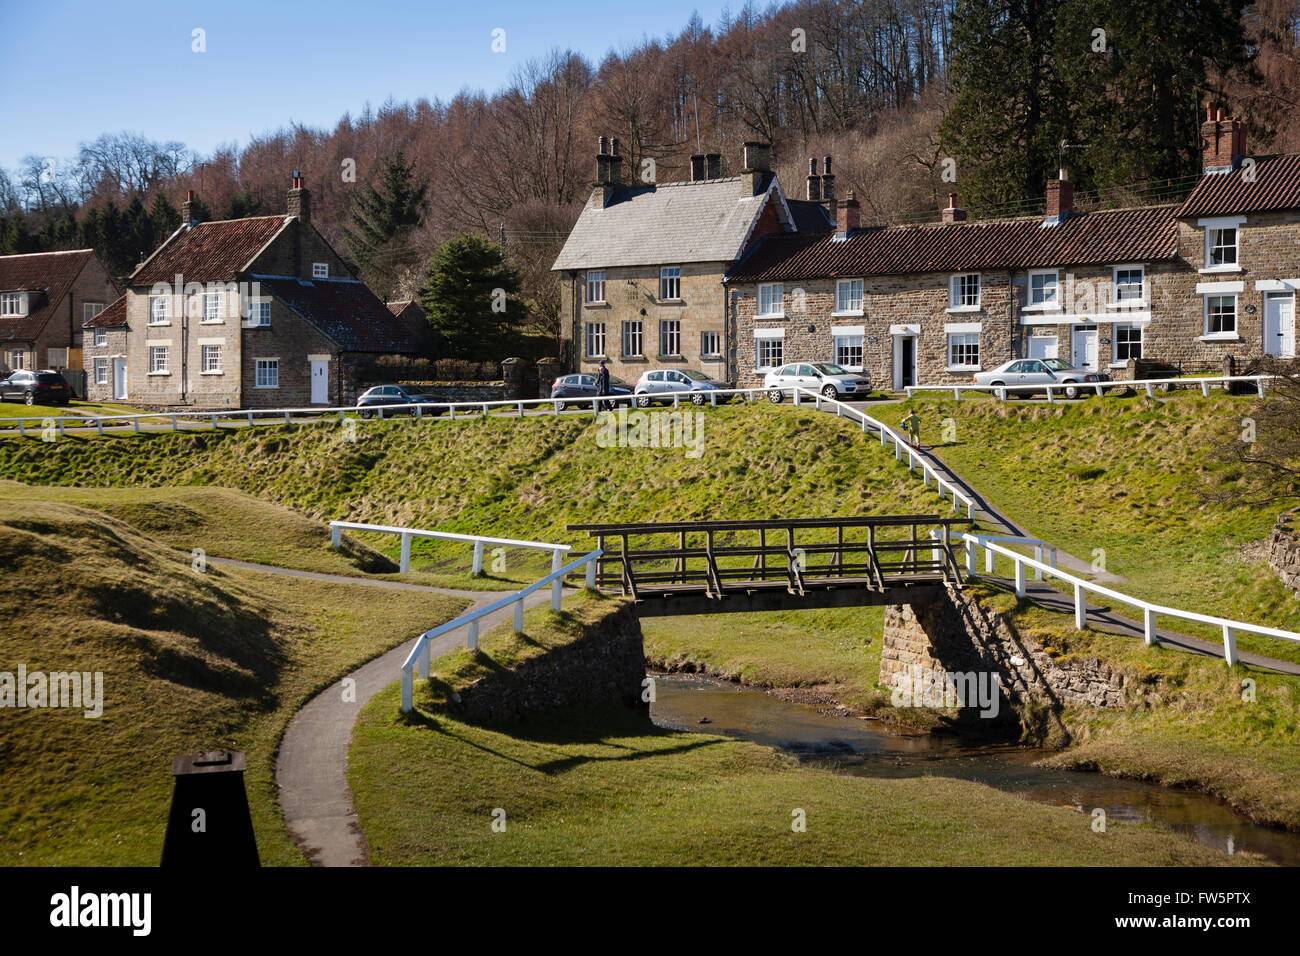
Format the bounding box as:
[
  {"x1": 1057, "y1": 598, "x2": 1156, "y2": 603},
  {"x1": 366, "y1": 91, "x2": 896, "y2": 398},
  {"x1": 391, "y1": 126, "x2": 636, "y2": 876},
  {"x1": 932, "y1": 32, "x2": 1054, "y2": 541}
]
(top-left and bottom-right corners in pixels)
[{"x1": 211, "y1": 557, "x2": 555, "y2": 867}]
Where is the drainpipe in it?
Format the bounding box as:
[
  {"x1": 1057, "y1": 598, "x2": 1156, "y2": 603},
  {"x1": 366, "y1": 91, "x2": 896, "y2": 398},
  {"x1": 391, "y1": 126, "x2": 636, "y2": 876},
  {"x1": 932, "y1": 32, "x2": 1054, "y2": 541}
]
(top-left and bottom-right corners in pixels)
[{"x1": 1009, "y1": 269, "x2": 1019, "y2": 359}]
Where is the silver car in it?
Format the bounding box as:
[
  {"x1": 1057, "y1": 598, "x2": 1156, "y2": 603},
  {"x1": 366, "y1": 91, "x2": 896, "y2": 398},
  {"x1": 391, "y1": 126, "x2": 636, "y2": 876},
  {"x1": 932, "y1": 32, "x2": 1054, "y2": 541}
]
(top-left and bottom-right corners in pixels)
[
  {"x1": 972, "y1": 358, "x2": 1100, "y2": 399},
  {"x1": 633, "y1": 368, "x2": 733, "y2": 407},
  {"x1": 763, "y1": 362, "x2": 872, "y2": 402}
]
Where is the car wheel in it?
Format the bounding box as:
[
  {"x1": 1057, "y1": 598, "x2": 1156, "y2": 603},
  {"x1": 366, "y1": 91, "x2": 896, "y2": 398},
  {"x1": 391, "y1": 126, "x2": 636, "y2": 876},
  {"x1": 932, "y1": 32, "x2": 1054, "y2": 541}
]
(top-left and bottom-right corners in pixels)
[
  {"x1": 767, "y1": 388, "x2": 783, "y2": 404},
  {"x1": 635, "y1": 394, "x2": 652, "y2": 409},
  {"x1": 989, "y1": 381, "x2": 1011, "y2": 400},
  {"x1": 556, "y1": 400, "x2": 568, "y2": 412},
  {"x1": 23, "y1": 391, "x2": 35, "y2": 405},
  {"x1": 359, "y1": 408, "x2": 373, "y2": 420},
  {"x1": 691, "y1": 392, "x2": 707, "y2": 406},
  {"x1": 1063, "y1": 382, "x2": 1080, "y2": 400},
  {"x1": 821, "y1": 384, "x2": 838, "y2": 399}
]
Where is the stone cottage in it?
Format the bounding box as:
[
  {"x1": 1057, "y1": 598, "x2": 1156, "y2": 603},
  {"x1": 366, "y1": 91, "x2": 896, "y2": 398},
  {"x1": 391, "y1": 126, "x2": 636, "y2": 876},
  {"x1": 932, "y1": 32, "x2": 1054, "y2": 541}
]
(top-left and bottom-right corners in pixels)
[{"x1": 0, "y1": 248, "x2": 120, "y2": 374}]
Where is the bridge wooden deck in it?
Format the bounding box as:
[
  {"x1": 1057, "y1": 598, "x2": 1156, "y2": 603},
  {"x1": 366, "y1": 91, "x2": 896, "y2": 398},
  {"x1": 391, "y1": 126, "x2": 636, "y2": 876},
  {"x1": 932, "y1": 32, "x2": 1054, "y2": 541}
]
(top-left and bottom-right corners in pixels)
[{"x1": 566, "y1": 515, "x2": 966, "y2": 615}]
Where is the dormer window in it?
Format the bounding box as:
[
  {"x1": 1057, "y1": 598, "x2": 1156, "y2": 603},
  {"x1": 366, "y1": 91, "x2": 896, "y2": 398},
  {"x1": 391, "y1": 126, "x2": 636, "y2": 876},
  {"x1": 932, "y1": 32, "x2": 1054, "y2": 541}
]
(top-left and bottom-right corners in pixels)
[
  {"x1": 1199, "y1": 217, "x2": 1245, "y2": 273},
  {"x1": 1, "y1": 292, "x2": 26, "y2": 316},
  {"x1": 312, "y1": 262, "x2": 329, "y2": 279}
]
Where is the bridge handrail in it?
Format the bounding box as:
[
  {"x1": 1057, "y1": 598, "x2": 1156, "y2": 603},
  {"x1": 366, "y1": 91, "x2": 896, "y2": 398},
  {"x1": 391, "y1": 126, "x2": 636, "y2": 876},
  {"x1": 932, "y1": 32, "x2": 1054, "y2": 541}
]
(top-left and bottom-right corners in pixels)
[
  {"x1": 398, "y1": 548, "x2": 602, "y2": 712},
  {"x1": 905, "y1": 373, "x2": 1275, "y2": 402},
  {"x1": 964, "y1": 534, "x2": 1300, "y2": 666},
  {"x1": 328, "y1": 519, "x2": 570, "y2": 574}
]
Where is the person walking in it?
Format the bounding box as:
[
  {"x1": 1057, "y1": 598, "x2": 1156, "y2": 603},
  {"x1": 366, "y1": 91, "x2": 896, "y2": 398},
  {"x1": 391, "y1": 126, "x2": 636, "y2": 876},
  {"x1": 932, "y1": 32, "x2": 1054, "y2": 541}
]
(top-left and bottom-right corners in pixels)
[
  {"x1": 595, "y1": 359, "x2": 611, "y2": 412},
  {"x1": 901, "y1": 408, "x2": 922, "y2": 447}
]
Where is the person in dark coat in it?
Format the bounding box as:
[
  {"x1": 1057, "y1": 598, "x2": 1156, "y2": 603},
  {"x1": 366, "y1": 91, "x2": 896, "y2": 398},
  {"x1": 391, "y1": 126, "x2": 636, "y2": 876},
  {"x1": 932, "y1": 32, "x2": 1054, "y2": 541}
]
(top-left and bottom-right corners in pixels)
[{"x1": 596, "y1": 360, "x2": 611, "y2": 411}]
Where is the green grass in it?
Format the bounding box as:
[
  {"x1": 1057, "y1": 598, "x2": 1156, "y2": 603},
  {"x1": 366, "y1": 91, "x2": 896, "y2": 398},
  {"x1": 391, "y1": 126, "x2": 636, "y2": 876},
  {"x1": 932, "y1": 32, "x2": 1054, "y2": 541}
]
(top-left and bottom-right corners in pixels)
[
  {"x1": 348, "y1": 599, "x2": 1238, "y2": 866},
  {"x1": 0, "y1": 400, "x2": 151, "y2": 419},
  {"x1": 874, "y1": 391, "x2": 1300, "y2": 660},
  {"x1": 0, "y1": 494, "x2": 470, "y2": 865}
]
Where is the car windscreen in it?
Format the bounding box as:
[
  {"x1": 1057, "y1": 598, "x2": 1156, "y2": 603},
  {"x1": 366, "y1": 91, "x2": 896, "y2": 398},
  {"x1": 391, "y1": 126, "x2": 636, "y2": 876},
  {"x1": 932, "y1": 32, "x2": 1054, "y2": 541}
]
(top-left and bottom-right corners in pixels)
[
  {"x1": 811, "y1": 363, "x2": 847, "y2": 375},
  {"x1": 1042, "y1": 359, "x2": 1071, "y2": 371},
  {"x1": 683, "y1": 370, "x2": 716, "y2": 381}
]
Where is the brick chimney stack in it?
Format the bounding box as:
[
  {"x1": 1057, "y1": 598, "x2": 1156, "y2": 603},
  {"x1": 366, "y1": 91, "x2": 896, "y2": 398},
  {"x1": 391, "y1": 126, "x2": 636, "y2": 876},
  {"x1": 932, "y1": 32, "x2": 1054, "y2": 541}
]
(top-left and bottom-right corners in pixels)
[
  {"x1": 690, "y1": 154, "x2": 706, "y2": 181},
  {"x1": 742, "y1": 141, "x2": 771, "y2": 196},
  {"x1": 821, "y1": 155, "x2": 835, "y2": 205},
  {"x1": 705, "y1": 152, "x2": 722, "y2": 179},
  {"x1": 1045, "y1": 168, "x2": 1074, "y2": 224},
  {"x1": 806, "y1": 158, "x2": 821, "y2": 202},
  {"x1": 287, "y1": 171, "x2": 310, "y2": 223},
  {"x1": 836, "y1": 190, "x2": 861, "y2": 238},
  {"x1": 1201, "y1": 102, "x2": 1247, "y2": 174},
  {"x1": 182, "y1": 189, "x2": 197, "y2": 225},
  {"x1": 941, "y1": 192, "x2": 967, "y2": 224}
]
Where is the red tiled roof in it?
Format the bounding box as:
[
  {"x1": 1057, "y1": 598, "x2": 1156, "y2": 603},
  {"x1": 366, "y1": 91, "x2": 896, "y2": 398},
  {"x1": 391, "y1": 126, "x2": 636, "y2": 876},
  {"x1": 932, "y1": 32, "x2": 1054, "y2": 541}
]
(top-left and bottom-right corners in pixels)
[
  {"x1": 131, "y1": 216, "x2": 288, "y2": 286},
  {"x1": 725, "y1": 206, "x2": 1179, "y2": 283},
  {"x1": 84, "y1": 294, "x2": 127, "y2": 329},
  {"x1": 0, "y1": 249, "x2": 96, "y2": 343},
  {"x1": 1176, "y1": 154, "x2": 1300, "y2": 218},
  {"x1": 253, "y1": 276, "x2": 420, "y2": 354}
]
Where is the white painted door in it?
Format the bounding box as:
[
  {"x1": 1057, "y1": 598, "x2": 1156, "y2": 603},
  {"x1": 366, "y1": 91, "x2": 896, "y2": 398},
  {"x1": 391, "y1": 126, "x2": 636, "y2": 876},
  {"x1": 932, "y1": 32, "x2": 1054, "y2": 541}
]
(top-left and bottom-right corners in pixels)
[
  {"x1": 1071, "y1": 327, "x2": 1099, "y2": 372},
  {"x1": 1265, "y1": 292, "x2": 1295, "y2": 358},
  {"x1": 310, "y1": 360, "x2": 329, "y2": 404},
  {"x1": 1028, "y1": 335, "x2": 1058, "y2": 360},
  {"x1": 892, "y1": 336, "x2": 916, "y2": 390},
  {"x1": 112, "y1": 358, "x2": 127, "y2": 400}
]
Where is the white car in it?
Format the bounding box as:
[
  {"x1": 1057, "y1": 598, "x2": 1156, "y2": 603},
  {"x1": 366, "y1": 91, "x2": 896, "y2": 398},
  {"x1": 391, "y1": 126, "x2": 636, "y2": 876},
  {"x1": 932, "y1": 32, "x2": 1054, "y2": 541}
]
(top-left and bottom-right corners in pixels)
[
  {"x1": 971, "y1": 358, "x2": 1101, "y2": 399},
  {"x1": 763, "y1": 362, "x2": 872, "y2": 402}
]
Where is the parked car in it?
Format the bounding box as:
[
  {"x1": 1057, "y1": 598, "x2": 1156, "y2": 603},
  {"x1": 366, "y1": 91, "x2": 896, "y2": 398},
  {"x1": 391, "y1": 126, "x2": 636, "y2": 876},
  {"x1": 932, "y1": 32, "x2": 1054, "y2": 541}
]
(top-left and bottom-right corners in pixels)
[
  {"x1": 550, "y1": 372, "x2": 634, "y2": 410},
  {"x1": 355, "y1": 385, "x2": 445, "y2": 418},
  {"x1": 0, "y1": 369, "x2": 71, "y2": 405},
  {"x1": 972, "y1": 358, "x2": 1102, "y2": 399},
  {"x1": 633, "y1": 368, "x2": 734, "y2": 407},
  {"x1": 763, "y1": 362, "x2": 872, "y2": 401}
]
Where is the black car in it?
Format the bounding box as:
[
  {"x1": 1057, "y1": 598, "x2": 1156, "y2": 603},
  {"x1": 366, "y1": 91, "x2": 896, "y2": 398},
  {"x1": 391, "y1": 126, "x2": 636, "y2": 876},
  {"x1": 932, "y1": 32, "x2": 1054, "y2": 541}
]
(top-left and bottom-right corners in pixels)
[
  {"x1": 355, "y1": 385, "x2": 445, "y2": 419},
  {"x1": 0, "y1": 369, "x2": 71, "y2": 405},
  {"x1": 550, "y1": 372, "x2": 633, "y2": 410}
]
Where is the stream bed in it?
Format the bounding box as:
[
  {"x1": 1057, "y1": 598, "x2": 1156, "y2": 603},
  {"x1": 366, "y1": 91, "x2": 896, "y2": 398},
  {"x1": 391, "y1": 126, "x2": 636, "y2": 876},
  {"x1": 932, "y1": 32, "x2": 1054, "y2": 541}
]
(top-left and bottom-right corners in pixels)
[{"x1": 650, "y1": 672, "x2": 1300, "y2": 865}]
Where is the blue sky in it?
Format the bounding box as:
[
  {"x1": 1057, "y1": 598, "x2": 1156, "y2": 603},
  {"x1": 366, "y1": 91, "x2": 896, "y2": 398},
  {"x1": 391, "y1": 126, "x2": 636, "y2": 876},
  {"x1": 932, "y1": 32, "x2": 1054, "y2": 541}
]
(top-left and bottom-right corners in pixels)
[{"x1": 0, "y1": 0, "x2": 733, "y2": 175}]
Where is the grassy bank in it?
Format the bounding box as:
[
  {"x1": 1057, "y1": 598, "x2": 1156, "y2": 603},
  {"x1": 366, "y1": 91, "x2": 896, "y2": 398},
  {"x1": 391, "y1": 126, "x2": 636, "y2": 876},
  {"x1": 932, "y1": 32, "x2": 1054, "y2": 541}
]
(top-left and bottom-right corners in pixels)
[
  {"x1": 348, "y1": 598, "x2": 1237, "y2": 866},
  {"x1": 0, "y1": 494, "x2": 469, "y2": 865}
]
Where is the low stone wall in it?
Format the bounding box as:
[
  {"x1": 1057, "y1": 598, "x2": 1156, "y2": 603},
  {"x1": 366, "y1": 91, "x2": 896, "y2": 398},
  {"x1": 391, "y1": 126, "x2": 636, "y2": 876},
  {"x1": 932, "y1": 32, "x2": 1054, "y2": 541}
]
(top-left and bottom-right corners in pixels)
[
  {"x1": 399, "y1": 381, "x2": 515, "y2": 404},
  {"x1": 451, "y1": 600, "x2": 649, "y2": 723},
  {"x1": 881, "y1": 588, "x2": 1128, "y2": 716},
  {"x1": 1266, "y1": 513, "x2": 1300, "y2": 594}
]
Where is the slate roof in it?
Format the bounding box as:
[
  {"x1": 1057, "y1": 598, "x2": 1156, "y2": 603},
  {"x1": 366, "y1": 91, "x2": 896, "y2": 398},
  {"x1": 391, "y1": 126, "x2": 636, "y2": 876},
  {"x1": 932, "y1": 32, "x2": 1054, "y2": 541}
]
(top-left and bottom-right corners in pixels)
[
  {"x1": 786, "y1": 199, "x2": 835, "y2": 233},
  {"x1": 1176, "y1": 154, "x2": 1300, "y2": 218},
  {"x1": 726, "y1": 205, "x2": 1179, "y2": 283},
  {"x1": 83, "y1": 294, "x2": 128, "y2": 329},
  {"x1": 0, "y1": 249, "x2": 97, "y2": 343},
  {"x1": 252, "y1": 276, "x2": 420, "y2": 354},
  {"x1": 131, "y1": 216, "x2": 289, "y2": 286},
  {"x1": 552, "y1": 176, "x2": 785, "y2": 270}
]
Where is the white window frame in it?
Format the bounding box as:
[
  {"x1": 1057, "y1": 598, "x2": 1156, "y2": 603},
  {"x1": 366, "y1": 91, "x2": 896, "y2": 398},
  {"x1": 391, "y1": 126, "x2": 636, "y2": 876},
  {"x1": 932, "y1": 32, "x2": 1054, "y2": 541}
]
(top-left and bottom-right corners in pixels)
[
  {"x1": 621, "y1": 320, "x2": 643, "y2": 358},
  {"x1": 701, "y1": 330, "x2": 722, "y2": 358},
  {"x1": 659, "y1": 319, "x2": 681, "y2": 357},
  {"x1": 1, "y1": 292, "x2": 25, "y2": 317},
  {"x1": 312, "y1": 262, "x2": 329, "y2": 279},
  {"x1": 47, "y1": 348, "x2": 68, "y2": 368},
  {"x1": 584, "y1": 270, "x2": 606, "y2": 305},
  {"x1": 82, "y1": 302, "x2": 104, "y2": 322},
  {"x1": 949, "y1": 273, "x2": 981, "y2": 311},
  {"x1": 831, "y1": 324, "x2": 864, "y2": 371},
  {"x1": 946, "y1": 332, "x2": 981, "y2": 370},
  {"x1": 7, "y1": 349, "x2": 24, "y2": 370},
  {"x1": 659, "y1": 266, "x2": 681, "y2": 301},
  {"x1": 1111, "y1": 265, "x2": 1147, "y2": 308},
  {"x1": 149, "y1": 295, "x2": 170, "y2": 325},
  {"x1": 1113, "y1": 323, "x2": 1143, "y2": 362},
  {"x1": 757, "y1": 283, "x2": 784, "y2": 318},
  {"x1": 754, "y1": 328, "x2": 784, "y2": 371},
  {"x1": 201, "y1": 344, "x2": 223, "y2": 374},
  {"x1": 148, "y1": 345, "x2": 170, "y2": 374},
  {"x1": 1203, "y1": 294, "x2": 1238, "y2": 338},
  {"x1": 1027, "y1": 269, "x2": 1060, "y2": 309},
  {"x1": 93, "y1": 328, "x2": 107, "y2": 347},
  {"x1": 255, "y1": 358, "x2": 279, "y2": 388},
  {"x1": 1199, "y1": 217, "x2": 1245, "y2": 273},
  {"x1": 244, "y1": 299, "x2": 271, "y2": 328},
  {"x1": 584, "y1": 321, "x2": 606, "y2": 358},
  {"x1": 93, "y1": 358, "x2": 108, "y2": 385},
  {"x1": 202, "y1": 292, "x2": 223, "y2": 324},
  {"x1": 834, "y1": 279, "x2": 864, "y2": 316}
]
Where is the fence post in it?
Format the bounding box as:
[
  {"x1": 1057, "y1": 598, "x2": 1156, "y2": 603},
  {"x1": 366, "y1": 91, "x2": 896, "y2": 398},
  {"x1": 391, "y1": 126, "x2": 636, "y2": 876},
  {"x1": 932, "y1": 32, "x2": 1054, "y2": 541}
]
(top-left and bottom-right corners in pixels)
[
  {"x1": 585, "y1": 555, "x2": 597, "y2": 588},
  {"x1": 57, "y1": 418, "x2": 65, "y2": 438},
  {"x1": 1033, "y1": 544, "x2": 1044, "y2": 580},
  {"x1": 1143, "y1": 607, "x2": 1156, "y2": 646},
  {"x1": 1223, "y1": 625, "x2": 1238, "y2": 666},
  {"x1": 419, "y1": 638, "x2": 430, "y2": 679},
  {"x1": 133, "y1": 417, "x2": 140, "y2": 434},
  {"x1": 1014, "y1": 559, "x2": 1026, "y2": 598},
  {"x1": 929, "y1": 530, "x2": 940, "y2": 565},
  {"x1": 985, "y1": 544, "x2": 995, "y2": 574},
  {"x1": 551, "y1": 549, "x2": 563, "y2": 611},
  {"x1": 965, "y1": 538, "x2": 976, "y2": 574},
  {"x1": 96, "y1": 419, "x2": 104, "y2": 437},
  {"x1": 514, "y1": 597, "x2": 524, "y2": 634},
  {"x1": 793, "y1": 389, "x2": 801, "y2": 406},
  {"x1": 1074, "y1": 583, "x2": 1086, "y2": 629},
  {"x1": 17, "y1": 419, "x2": 25, "y2": 438},
  {"x1": 171, "y1": 415, "x2": 178, "y2": 431},
  {"x1": 399, "y1": 532, "x2": 411, "y2": 573},
  {"x1": 467, "y1": 619, "x2": 480, "y2": 651},
  {"x1": 401, "y1": 669, "x2": 413, "y2": 713},
  {"x1": 330, "y1": 524, "x2": 341, "y2": 548},
  {"x1": 1201, "y1": 381, "x2": 1211, "y2": 398},
  {"x1": 472, "y1": 540, "x2": 484, "y2": 576}
]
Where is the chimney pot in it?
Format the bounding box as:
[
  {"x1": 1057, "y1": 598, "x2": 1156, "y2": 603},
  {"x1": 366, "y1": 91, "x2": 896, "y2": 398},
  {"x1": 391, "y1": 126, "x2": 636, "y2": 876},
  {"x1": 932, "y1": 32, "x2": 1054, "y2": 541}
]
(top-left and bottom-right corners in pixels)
[
  {"x1": 690, "y1": 155, "x2": 706, "y2": 181},
  {"x1": 942, "y1": 192, "x2": 967, "y2": 224},
  {"x1": 705, "y1": 152, "x2": 722, "y2": 179},
  {"x1": 836, "y1": 191, "x2": 861, "y2": 236},
  {"x1": 807, "y1": 158, "x2": 821, "y2": 203},
  {"x1": 598, "y1": 136, "x2": 608, "y2": 155},
  {"x1": 1200, "y1": 108, "x2": 1247, "y2": 174},
  {"x1": 611, "y1": 137, "x2": 620, "y2": 157},
  {"x1": 287, "y1": 174, "x2": 310, "y2": 223},
  {"x1": 808, "y1": 157, "x2": 819, "y2": 176},
  {"x1": 820, "y1": 154, "x2": 835, "y2": 205}
]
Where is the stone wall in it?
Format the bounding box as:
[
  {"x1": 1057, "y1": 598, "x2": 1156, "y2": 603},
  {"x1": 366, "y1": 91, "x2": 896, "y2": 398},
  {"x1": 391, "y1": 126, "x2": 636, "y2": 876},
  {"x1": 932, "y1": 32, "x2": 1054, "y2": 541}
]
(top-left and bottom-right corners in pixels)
[
  {"x1": 450, "y1": 600, "x2": 649, "y2": 724},
  {"x1": 401, "y1": 381, "x2": 512, "y2": 404},
  {"x1": 881, "y1": 587, "x2": 1128, "y2": 716},
  {"x1": 1266, "y1": 512, "x2": 1300, "y2": 594}
]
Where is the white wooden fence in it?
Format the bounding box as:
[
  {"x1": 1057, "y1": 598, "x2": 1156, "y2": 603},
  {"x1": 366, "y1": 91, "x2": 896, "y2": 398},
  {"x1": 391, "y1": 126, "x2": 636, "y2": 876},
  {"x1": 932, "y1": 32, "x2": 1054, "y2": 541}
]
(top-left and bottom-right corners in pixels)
[
  {"x1": 398, "y1": 548, "x2": 602, "y2": 712},
  {"x1": 328, "y1": 519, "x2": 569, "y2": 575},
  {"x1": 906, "y1": 373, "x2": 1274, "y2": 403},
  {"x1": 962, "y1": 534, "x2": 1300, "y2": 666}
]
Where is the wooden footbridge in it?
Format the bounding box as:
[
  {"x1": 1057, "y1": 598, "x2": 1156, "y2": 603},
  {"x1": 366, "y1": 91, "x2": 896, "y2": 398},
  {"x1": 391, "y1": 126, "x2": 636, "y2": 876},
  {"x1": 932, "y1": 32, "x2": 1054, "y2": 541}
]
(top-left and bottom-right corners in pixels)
[{"x1": 566, "y1": 515, "x2": 965, "y2": 616}]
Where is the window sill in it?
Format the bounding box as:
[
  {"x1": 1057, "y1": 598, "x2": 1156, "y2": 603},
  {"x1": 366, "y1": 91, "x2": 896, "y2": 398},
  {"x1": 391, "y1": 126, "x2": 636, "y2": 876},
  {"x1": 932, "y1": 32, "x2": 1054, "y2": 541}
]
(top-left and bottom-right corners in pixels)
[
  {"x1": 1197, "y1": 333, "x2": 1241, "y2": 342},
  {"x1": 584, "y1": 302, "x2": 608, "y2": 308},
  {"x1": 200, "y1": 370, "x2": 224, "y2": 376},
  {"x1": 1108, "y1": 360, "x2": 1134, "y2": 369},
  {"x1": 659, "y1": 299, "x2": 684, "y2": 306},
  {"x1": 148, "y1": 371, "x2": 171, "y2": 377},
  {"x1": 830, "y1": 310, "x2": 864, "y2": 318},
  {"x1": 243, "y1": 322, "x2": 271, "y2": 329},
  {"x1": 1198, "y1": 266, "x2": 1243, "y2": 275},
  {"x1": 1022, "y1": 303, "x2": 1062, "y2": 313},
  {"x1": 621, "y1": 355, "x2": 647, "y2": 362},
  {"x1": 200, "y1": 319, "x2": 225, "y2": 325},
  {"x1": 584, "y1": 354, "x2": 608, "y2": 361},
  {"x1": 945, "y1": 365, "x2": 982, "y2": 373},
  {"x1": 1106, "y1": 301, "x2": 1149, "y2": 310},
  {"x1": 254, "y1": 384, "x2": 280, "y2": 389},
  {"x1": 148, "y1": 322, "x2": 171, "y2": 328},
  {"x1": 701, "y1": 354, "x2": 723, "y2": 361},
  {"x1": 945, "y1": 305, "x2": 981, "y2": 314},
  {"x1": 755, "y1": 313, "x2": 785, "y2": 320},
  {"x1": 658, "y1": 354, "x2": 684, "y2": 360}
]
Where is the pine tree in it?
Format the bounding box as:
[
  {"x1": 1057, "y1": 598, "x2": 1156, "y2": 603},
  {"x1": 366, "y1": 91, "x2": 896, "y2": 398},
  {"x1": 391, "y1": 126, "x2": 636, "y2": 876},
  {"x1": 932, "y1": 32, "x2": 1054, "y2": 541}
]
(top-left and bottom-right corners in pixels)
[
  {"x1": 149, "y1": 193, "x2": 179, "y2": 244},
  {"x1": 224, "y1": 186, "x2": 263, "y2": 219},
  {"x1": 418, "y1": 234, "x2": 525, "y2": 361},
  {"x1": 343, "y1": 150, "x2": 429, "y2": 296}
]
